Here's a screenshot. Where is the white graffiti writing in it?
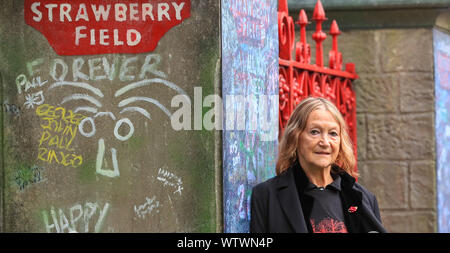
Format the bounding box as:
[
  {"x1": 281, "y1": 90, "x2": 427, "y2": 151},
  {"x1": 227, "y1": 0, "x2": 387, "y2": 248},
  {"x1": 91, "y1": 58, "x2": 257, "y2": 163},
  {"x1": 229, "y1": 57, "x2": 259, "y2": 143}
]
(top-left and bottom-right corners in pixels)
[
  {"x1": 24, "y1": 91, "x2": 45, "y2": 109},
  {"x1": 134, "y1": 196, "x2": 160, "y2": 219},
  {"x1": 156, "y1": 168, "x2": 183, "y2": 195},
  {"x1": 42, "y1": 202, "x2": 110, "y2": 233},
  {"x1": 16, "y1": 74, "x2": 48, "y2": 94}
]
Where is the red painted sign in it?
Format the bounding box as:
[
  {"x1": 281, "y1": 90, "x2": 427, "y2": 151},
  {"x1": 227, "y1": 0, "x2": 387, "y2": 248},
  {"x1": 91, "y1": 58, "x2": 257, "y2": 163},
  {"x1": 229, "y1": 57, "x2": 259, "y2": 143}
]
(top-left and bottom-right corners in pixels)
[{"x1": 24, "y1": 0, "x2": 191, "y2": 55}]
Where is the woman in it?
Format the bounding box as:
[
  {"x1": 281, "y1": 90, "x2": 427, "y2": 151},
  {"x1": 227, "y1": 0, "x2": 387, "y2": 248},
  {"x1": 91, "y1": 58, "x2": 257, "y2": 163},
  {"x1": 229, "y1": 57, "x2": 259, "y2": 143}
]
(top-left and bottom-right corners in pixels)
[{"x1": 250, "y1": 97, "x2": 386, "y2": 233}]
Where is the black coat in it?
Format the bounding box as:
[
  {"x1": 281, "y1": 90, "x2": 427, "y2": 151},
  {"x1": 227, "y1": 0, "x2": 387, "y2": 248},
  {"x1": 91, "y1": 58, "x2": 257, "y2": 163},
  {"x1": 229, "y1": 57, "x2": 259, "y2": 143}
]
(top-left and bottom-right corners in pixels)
[{"x1": 250, "y1": 161, "x2": 387, "y2": 233}]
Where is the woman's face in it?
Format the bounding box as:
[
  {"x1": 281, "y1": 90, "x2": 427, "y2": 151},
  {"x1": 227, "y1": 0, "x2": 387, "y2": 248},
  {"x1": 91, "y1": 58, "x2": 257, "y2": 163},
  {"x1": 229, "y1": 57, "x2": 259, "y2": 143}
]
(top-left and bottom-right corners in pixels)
[{"x1": 297, "y1": 109, "x2": 341, "y2": 171}]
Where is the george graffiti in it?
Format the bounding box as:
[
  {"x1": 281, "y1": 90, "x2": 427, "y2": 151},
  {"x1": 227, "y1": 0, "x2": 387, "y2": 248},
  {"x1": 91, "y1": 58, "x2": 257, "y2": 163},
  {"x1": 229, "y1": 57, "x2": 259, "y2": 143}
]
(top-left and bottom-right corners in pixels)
[
  {"x1": 14, "y1": 165, "x2": 45, "y2": 191},
  {"x1": 36, "y1": 103, "x2": 85, "y2": 167},
  {"x1": 42, "y1": 202, "x2": 110, "y2": 233},
  {"x1": 134, "y1": 196, "x2": 160, "y2": 219},
  {"x1": 156, "y1": 168, "x2": 183, "y2": 195}
]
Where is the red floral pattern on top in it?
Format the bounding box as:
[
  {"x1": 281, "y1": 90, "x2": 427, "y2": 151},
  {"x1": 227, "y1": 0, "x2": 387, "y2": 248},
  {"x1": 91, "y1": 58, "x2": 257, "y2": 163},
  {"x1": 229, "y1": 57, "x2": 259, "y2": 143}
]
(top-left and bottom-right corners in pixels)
[{"x1": 310, "y1": 218, "x2": 348, "y2": 233}]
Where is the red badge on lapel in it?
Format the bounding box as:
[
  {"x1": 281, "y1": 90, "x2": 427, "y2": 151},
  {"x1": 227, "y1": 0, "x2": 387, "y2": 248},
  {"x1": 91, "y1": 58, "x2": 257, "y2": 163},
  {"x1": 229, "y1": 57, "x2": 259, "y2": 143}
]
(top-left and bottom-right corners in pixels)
[{"x1": 348, "y1": 206, "x2": 358, "y2": 213}]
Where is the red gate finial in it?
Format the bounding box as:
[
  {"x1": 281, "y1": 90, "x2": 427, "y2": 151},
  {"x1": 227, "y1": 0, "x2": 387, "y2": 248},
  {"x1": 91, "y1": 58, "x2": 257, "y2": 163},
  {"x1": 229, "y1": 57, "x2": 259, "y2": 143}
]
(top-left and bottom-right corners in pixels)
[
  {"x1": 329, "y1": 20, "x2": 342, "y2": 70},
  {"x1": 312, "y1": 0, "x2": 327, "y2": 67},
  {"x1": 295, "y1": 10, "x2": 311, "y2": 64},
  {"x1": 279, "y1": 0, "x2": 289, "y2": 13}
]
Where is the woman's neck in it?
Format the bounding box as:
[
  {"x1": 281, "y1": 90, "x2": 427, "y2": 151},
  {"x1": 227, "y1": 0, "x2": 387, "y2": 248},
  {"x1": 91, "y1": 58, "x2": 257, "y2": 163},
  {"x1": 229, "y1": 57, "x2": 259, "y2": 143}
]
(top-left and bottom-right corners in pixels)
[{"x1": 299, "y1": 162, "x2": 333, "y2": 188}]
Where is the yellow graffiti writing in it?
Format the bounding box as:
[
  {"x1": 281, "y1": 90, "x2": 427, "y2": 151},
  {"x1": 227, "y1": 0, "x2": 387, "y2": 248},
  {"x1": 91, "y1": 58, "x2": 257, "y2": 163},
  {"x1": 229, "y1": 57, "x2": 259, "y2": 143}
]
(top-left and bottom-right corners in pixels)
[
  {"x1": 36, "y1": 104, "x2": 85, "y2": 125},
  {"x1": 38, "y1": 148, "x2": 83, "y2": 167},
  {"x1": 39, "y1": 130, "x2": 75, "y2": 151},
  {"x1": 36, "y1": 104, "x2": 85, "y2": 168}
]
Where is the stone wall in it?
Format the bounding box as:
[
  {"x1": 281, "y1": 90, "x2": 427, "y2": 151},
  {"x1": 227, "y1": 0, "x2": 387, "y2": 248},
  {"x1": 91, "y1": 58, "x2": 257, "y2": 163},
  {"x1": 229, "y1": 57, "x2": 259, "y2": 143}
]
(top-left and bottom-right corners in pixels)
[{"x1": 320, "y1": 28, "x2": 436, "y2": 232}]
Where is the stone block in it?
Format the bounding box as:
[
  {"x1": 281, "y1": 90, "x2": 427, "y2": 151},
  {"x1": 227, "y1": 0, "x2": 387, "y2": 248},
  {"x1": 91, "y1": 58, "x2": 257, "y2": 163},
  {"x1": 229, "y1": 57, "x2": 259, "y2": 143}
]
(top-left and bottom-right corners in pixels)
[
  {"x1": 366, "y1": 113, "x2": 434, "y2": 160},
  {"x1": 380, "y1": 211, "x2": 436, "y2": 233},
  {"x1": 380, "y1": 29, "x2": 433, "y2": 73},
  {"x1": 410, "y1": 161, "x2": 436, "y2": 209},
  {"x1": 305, "y1": 30, "x2": 379, "y2": 74},
  {"x1": 338, "y1": 30, "x2": 380, "y2": 74},
  {"x1": 356, "y1": 161, "x2": 364, "y2": 176},
  {"x1": 358, "y1": 161, "x2": 408, "y2": 210},
  {"x1": 399, "y1": 73, "x2": 435, "y2": 113},
  {"x1": 354, "y1": 74, "x2": 400, "y2": 113},
  {"x1": 356, "y1": 113, "x2": 366, "y2": 161}
]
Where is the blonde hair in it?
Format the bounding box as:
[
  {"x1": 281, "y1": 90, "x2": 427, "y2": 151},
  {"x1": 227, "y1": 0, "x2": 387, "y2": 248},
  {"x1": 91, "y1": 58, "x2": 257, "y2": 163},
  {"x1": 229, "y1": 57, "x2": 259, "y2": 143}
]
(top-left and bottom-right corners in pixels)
[{"x1": 276, "y1": 97, "x2": 357, "y2": 177}]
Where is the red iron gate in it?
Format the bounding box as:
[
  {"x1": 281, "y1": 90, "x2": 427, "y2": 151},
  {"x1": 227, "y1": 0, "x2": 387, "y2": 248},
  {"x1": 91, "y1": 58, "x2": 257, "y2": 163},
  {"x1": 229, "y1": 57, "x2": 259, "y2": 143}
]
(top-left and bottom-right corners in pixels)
[{"x1": 278, "y1": 0, "x2": 359, "y2": 167}]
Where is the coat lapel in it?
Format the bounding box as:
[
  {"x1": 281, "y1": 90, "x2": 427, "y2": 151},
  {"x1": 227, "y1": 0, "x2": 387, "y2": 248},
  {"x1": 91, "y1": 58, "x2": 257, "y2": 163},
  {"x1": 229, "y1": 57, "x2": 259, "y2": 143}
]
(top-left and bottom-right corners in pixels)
[
  {"x1": 276, "y1": 167, "x2": 309, "y2": 233},
  {"x1": 339, "y1": 171, "x2": 387, "y2": 233},
  {"x1": 340, "y1": 181, "x2": 363, "y2": 233},
  {"x1": 359, "y1": 204, "x2": 388, "y2": 233}
]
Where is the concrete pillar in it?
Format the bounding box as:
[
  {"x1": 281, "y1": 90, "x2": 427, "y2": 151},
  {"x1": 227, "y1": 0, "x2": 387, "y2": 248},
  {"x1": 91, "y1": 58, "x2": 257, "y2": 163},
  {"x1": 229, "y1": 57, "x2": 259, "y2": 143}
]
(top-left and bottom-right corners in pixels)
[
  {"x1": 221, "y1": 0, "x2": 278, "y2": 232},
  {"x1": 0, "y1": 0, "x2": 279, "y2": 233},
  {"x1": 0, "y1": 0, "x2": 222, "y2": 232}
]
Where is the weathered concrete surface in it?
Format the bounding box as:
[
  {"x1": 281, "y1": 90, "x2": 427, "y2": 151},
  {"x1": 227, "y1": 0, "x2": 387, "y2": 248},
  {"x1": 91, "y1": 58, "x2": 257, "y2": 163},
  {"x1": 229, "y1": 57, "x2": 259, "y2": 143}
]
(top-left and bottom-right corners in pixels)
[{"x1": 0, "y1": 0, "x2": 221, "y2": 232}]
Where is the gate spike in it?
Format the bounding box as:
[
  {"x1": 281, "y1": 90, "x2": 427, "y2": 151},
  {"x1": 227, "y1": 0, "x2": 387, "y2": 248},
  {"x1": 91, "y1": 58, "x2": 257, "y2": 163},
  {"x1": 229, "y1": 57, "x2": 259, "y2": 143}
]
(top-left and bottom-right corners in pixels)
[
  {"x1": 312, "y1": 0, "x2": 327, "y2": 67},
  {"x1": 329, "y1": 20, "x2": 340, "y2": 36},
  {"x1": 279, "y1": 0, "x2": 288, "y2": 13},
  {"x1": 330, "y1": 20, "x2": 340, "y2": 52},
  {"x1": 329, "y1": 20, "x2": 342, "y2": 70},
  {"x1": 295, "y1": 9, "x2": 310, "y2": 63},
  {"x1": 297, "y1": 9, "x2": 308, "y2": 25},
  {"x1": 312, "y1": 0, "x2": 327, "y2": 21}
]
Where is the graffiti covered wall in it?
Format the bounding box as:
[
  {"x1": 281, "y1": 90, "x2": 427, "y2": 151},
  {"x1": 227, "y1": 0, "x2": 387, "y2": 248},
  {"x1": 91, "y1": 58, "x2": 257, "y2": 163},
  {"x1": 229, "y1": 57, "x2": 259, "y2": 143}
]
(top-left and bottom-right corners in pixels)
[
  {"x1": 221, "y1": 0, "x2": 278, "y2": 233},
  {"x1": 434, "y1": 28, "x2": 450, "y2": 233},
  {"x1": 0, "y1": 0, "x2": 221, "y2": 232}
]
